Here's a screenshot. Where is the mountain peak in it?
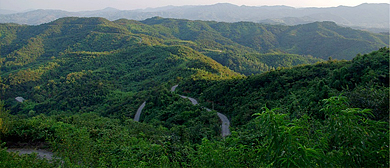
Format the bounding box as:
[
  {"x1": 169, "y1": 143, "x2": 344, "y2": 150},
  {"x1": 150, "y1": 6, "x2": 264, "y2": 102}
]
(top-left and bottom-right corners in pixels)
[
  {"x1": 101, "y1": 7, "x2": 120, "y2": 12},
  {"x1": 48, "y1": 17, "x2": 112, "y2": 26},
  {"x1": 210, "y1": 3, "x2": 238, "y2": 7}
]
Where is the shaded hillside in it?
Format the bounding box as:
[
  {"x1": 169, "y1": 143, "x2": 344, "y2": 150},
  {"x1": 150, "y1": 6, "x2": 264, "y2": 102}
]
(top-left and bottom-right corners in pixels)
[
  {"x1": 0, "y1": 18, "x2": 244, "y2": 118},
  {"x1": 1, "y1": 44, "x2": 240, "y2": 114},
  {"x1": 278, "y1": 21, "x2": 389, "y2": 60},
  {"x1": 179, "y1": 48, "x2": 389, "y2": 125},
  {"x1": 140, "y1": 17, "x2": 387, "y2": 60}
]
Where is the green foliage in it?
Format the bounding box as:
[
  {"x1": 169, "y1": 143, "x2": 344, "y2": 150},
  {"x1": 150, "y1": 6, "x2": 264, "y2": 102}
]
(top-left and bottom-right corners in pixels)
[
  {"x1": 252, "y1": 107, "x2": 323, "y2": 167},
  {"x1": 0, "y1": 101, "x2": 11, "y2": 139},
  {"x1": 1, "y1": 44, "x2": 240, "y2": 116},
  {"x1": 345, "y1": 83, "x2": 389, "y2": 121},
  {"x1": 4, "y1": 114, "x2": 55, "y2": 144},
  {"x1": 0, "y1": 17, "x2": 388, "y2": 167},
  {"x1": 0, "y1": 144, "x2": 56, "y2": 168},
  {"x1": 2, "y1": 113, "x2": 173, "y2": 167},
  {"x1": 321, "y1": 95, "x2": 389, "y2": 167},
  {"x1": 180, "y1": 48, "x2": 389, "y2": 125},
  {"x1": 1, "y1": 17, "x2": 388, "y2": 76}
]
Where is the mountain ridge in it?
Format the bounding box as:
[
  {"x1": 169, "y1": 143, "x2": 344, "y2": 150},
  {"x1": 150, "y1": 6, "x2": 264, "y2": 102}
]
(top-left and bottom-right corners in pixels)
[
  {"x1": 0, "y1": 3, "x2": 388, "y2": 32},
  {"x1": 0, "y1": 17, "x2": 387, "y2": 76}
]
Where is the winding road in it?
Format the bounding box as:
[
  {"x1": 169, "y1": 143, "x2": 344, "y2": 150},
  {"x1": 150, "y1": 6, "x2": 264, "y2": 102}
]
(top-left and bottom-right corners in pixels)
[
  {"x1": 179, "y1": 95, "x2": 198, "y2": 105},
  {"x1": 216, "y1": 112, "x2": 231, "y2": 137},
  {"x1": 134, "y1": 101, "x2": 146, "y2": 122},
  {"x1": 7, "y1": 148, "x2": 54, "y2": 160},
  {"x1": 134, "y1": 84, "x2": 231, "y2": 137},
  {"x1": 171, "y1": 85, "x2": 231, "y2": 137}
]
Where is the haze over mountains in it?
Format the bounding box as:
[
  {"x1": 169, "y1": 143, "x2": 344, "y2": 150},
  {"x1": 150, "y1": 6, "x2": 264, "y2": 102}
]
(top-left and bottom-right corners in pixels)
[
  {"x1": 0, "y1": 3, "x2": 388, "y2": 33},
  {"x1": 0, "y1": 2, "x2": 389, "y2": 167}
]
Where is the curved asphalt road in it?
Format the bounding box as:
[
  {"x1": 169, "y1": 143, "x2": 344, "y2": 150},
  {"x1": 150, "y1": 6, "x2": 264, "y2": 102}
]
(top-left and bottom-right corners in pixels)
[
  {"x1": 217, "y1": 112, "x2": 231, "y2": 137},
  {"x1": 134, "y1": 101, "x2": 146, "y2": 122},
  {"x1": 171, "y1": 85, "x2": 231, "y2": 137},
  {"x1": 179, "y1": 95, "x2": 198, "y2": 105},
  {"x1": 171, "y1": 84, "x2": 179, "y2": 92},
  {"x1": 134, "y1": 85, "x2": 231, "y2": 137}
]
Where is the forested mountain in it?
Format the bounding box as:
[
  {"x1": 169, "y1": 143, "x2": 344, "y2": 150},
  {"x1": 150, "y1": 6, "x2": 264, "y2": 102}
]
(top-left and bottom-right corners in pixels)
[
  {"x1": 0, "y1": 17, "x2": 388, "y2": 167},
  {"x1": 0, "y1": 17, "x2": 387, "y2": 76},
  {"x1": 1, "y1": 48, "x2": 388, "y2": 167},
  {"x1": 0, "y1": 3, "x2": 388, "y2": 33},
  {"x1": 139, "y1": 17, "x2": 387, "y2": 60},
  {"x1": 179, "y1": 48, "x2": 389, "y2": 124}
]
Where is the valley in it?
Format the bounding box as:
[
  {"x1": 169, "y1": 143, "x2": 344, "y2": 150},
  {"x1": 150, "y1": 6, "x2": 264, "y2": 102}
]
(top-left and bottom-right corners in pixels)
[{"x1": 0, "y1": 16, "x2": 388, "y2": 167}]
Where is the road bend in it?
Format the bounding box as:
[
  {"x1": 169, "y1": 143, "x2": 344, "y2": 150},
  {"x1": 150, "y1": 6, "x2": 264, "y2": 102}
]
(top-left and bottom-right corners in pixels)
[
  {"x1": 171, "y1": 85, "x2": 231, "y2": 137},
  {"x1": 134, "y1": 101, "x2": 146, "y2": 122}
]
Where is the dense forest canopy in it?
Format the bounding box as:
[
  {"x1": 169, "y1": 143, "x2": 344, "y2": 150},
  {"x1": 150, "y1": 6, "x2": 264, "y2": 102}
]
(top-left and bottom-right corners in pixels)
[
  {"x1": 0, "y1": 17, "x2": 388, "y2": 76},
  {"x1": 0, "y1": 3, "x2": 388, "y2": 33},
  {"x1": 0, "y1": 17, "x2": 388, "y2": 167}
]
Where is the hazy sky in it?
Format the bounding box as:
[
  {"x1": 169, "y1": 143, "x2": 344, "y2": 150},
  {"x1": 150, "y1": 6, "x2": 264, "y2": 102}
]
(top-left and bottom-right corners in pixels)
[{"x1": 1, "y1": 0, "x2": 389, "y2": 12}]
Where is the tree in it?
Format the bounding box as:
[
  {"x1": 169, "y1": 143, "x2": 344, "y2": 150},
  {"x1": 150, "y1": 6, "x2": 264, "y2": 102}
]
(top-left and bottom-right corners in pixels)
[{"x1": 0, "y1": 101, "x2": 11, "y2": 141}]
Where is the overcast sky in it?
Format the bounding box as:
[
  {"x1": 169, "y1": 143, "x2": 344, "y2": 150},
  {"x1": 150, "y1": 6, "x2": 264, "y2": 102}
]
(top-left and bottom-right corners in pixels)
[{"x1": 1, "y1": 0, "x2": 389, "y2": 12}]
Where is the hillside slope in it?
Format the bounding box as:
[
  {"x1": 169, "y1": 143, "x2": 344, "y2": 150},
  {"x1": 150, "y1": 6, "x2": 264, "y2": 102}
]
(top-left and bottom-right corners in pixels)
[
  {"x1": 1, "y1": 44, "x2": 240, "y2": 114},
  {"x1": 1, "y1": 17, "x2": 387, "y2": 76},
  {"x1": 179, "y1": 48, "x2": 389, "y2": 124},
  {"x1": 0, "y1": 17, "x2": 388, "y2": 167},
  {"x1": 140, "y1": 17, "x2": 388, "y2": 60}
]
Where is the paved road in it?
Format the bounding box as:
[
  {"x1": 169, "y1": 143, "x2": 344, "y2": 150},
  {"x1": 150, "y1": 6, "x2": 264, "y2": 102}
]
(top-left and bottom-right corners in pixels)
[
  {"x1": 172, "y1": 85, "x2": 199, "y2": 105},
  {"x1": 7, "y1": 148, "x2": 54, "y2": 160},
  {"x1": 135, "y1": 85, "x2": 231, "y2": 137},
  {"x1": 217, "y1": 112, "x2": 231, "y2": 137},
  {"x1": 171, "y1": 85, "x2": 231, "y2": 137},
  {"x1": 134, "y1": 101, "x2": 146, "y2": 122},
  {"x1": 180, "y1": 95, "x2": 198, "y2": 105},
  {"x1": 171, "y1": 84, "x2": 179, "y2": 92}
]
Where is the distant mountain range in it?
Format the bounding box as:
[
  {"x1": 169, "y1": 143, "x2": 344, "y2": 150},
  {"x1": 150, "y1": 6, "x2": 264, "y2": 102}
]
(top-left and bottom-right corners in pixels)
[{"x1": 0, "y1": 3, "x2": 388, "y2": 33}]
